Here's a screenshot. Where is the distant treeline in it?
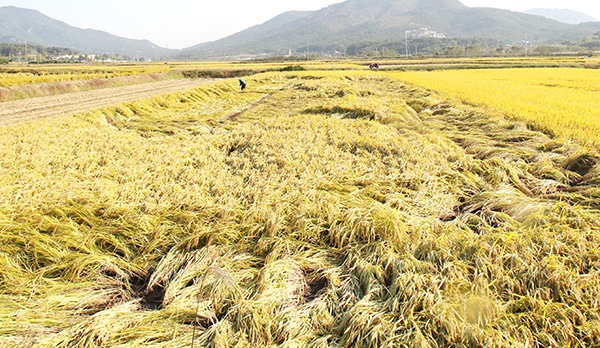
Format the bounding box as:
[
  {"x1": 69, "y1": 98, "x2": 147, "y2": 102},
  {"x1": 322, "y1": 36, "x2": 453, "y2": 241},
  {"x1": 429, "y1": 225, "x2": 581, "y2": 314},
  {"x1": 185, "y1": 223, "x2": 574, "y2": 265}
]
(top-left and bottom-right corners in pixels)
[
  {"x1": 0, "y1": 43, "x2": 83, "y2": 63},
  {"x1": 319, "y1": 33, "x2": 600, "y2": 58},
  {"x1": 0, "y1": 43, "x2": 146, "y2": 64}
]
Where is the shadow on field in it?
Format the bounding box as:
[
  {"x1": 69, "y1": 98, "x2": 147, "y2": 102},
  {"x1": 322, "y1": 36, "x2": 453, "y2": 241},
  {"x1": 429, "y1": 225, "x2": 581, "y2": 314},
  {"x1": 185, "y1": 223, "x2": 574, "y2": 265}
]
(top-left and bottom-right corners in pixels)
[{"x1": 303, "y1": 106, "x2": 376, "y2": 120}]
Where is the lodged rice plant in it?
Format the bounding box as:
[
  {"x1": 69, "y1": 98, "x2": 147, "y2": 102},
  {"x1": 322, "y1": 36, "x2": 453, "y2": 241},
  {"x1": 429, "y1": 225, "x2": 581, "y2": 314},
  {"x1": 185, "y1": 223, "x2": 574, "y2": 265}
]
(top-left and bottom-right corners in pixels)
[{"x1": 0, "y1": 70, "x2": 599, "y2": 347}]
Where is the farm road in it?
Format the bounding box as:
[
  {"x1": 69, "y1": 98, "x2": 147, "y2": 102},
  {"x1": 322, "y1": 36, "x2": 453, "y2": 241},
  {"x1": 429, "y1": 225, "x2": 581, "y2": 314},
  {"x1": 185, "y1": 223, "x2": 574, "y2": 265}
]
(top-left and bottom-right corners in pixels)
[{"x1": 0, "y1": 79, "x2": 212, "y2": 126}]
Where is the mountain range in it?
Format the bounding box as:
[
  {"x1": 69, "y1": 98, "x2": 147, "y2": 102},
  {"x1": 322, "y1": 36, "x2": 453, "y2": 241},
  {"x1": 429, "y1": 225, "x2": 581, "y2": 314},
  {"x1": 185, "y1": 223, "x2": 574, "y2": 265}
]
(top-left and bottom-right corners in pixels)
[
  {"x1": 0, "y1": 6, "x2": 175, "y2": 59},
  {"x1": 1, "y1": 1, "x2": 600, "y2": 60},
  {"x1": 523, "y1": 8, "x2": 598, "y2": 25},
  {"x1": 183, "y1": 0, "x2": 600, "y2": 58}
]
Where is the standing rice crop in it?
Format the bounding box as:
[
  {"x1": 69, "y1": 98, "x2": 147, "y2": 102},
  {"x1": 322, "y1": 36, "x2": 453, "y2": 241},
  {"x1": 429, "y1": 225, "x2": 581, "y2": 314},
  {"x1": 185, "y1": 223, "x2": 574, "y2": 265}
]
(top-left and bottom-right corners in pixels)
[{"x1": 390, "y1": 68, "x2": 600, "y2": 148}]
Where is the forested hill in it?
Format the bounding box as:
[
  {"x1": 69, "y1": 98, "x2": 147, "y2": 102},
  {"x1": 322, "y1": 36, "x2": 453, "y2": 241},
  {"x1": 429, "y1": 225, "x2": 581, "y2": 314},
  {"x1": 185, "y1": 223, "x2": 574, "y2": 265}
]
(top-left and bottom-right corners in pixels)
[
  {"x1": 523, "y1": 8, "x2": 598, "y2": 25},
  {"x1": 0, "y1": 6, "x2": 176, "y2": 59},
  {"x1": 183, "y1": 0, "x2": 600, "y2": 58}
]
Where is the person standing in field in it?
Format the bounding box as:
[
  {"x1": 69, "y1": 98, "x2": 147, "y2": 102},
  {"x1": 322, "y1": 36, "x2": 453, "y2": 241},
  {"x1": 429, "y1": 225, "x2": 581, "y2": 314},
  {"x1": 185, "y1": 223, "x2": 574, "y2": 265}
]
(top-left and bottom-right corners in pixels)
[{"x1": 238, "y1": 78, "x2": 247, "y2": 91}]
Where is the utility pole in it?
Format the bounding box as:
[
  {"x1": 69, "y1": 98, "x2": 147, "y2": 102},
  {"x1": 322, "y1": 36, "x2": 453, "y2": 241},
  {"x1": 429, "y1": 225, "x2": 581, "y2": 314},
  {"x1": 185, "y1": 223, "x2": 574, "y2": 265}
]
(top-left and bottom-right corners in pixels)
[
  {"x1": 525, "y1": 29, "x2": 529, "y2": 57},
  {"x1": 405, "y1": 30, "x2": 409, "y2": 57}
]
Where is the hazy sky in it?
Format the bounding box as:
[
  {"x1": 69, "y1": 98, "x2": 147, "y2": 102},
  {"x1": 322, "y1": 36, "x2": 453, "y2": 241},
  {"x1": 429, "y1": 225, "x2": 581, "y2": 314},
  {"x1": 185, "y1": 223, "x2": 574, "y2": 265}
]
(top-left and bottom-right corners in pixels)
[{"x1": 0, "y1": 0, "x2": 598, "y2": 49}]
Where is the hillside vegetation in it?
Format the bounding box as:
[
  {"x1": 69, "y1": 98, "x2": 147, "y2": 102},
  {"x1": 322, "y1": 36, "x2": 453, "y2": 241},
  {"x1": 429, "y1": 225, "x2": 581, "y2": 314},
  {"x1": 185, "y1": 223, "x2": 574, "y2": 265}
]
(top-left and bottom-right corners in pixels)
[
  {"x1": 0, "y1": 71, "x2": 599, "y2": 347},
  {"x1": 183, "y1": 0, "x2": 600, "y2": 58},
  {"x1": 0, "y1": 6, "x2": 173, "y2": 59}
]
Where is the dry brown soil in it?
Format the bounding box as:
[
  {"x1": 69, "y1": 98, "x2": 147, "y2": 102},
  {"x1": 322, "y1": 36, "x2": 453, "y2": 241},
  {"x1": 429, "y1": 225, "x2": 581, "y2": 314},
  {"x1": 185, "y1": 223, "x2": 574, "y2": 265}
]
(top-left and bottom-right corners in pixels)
[{"x1": 0, "y1": 79, "x2": 212, "y2": 126}]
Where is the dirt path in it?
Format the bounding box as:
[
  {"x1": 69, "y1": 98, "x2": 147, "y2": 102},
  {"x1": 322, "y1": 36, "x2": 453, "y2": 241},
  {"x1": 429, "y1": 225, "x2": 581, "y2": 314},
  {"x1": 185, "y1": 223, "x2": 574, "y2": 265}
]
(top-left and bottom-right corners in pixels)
[{"x1": 0, "y1": 79, "x2": 213, "y2": 126}]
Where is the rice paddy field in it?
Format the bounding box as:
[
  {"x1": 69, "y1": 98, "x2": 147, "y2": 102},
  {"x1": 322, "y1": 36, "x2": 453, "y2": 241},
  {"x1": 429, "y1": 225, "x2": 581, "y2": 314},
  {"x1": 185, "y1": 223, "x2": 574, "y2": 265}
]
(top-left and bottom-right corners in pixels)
[
  {"x1": 0, "y1": 61, "x2": 599, "y2": 347},
  {"x1": 391, "y1": 68, "x2": 600, "y2": 148},
  {"x1": 0, "y1": 64, "x2": 181, "y2": 86}
]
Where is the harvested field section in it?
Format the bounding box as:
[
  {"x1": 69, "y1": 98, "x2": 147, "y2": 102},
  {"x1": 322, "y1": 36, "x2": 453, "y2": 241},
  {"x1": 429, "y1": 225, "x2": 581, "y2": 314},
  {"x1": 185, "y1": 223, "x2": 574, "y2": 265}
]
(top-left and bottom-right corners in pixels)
[
  {"x1": 0, "y1": 72, "x2": 599, "y2": 347},
  {"x1": 0, "y1": 78, "x2": 215, "y2": 126}
]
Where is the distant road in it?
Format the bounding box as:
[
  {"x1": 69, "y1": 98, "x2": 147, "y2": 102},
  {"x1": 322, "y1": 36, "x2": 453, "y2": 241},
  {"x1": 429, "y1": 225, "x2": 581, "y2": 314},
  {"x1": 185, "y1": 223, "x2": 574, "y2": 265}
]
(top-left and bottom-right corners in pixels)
[{"x1": 0, "y1": 79, "x2": 212, "y2": 126}]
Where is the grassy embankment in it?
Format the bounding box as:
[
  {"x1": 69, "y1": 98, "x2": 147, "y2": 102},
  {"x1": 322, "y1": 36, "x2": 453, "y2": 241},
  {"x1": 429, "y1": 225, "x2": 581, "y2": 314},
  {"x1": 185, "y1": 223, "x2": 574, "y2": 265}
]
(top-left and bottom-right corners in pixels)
[
  {"x1": 0, "y1": 70, "x2": 599, "y2": 347},
  {"x1": 0, "y1": 64, "x2": 177, "y2": 102}
]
